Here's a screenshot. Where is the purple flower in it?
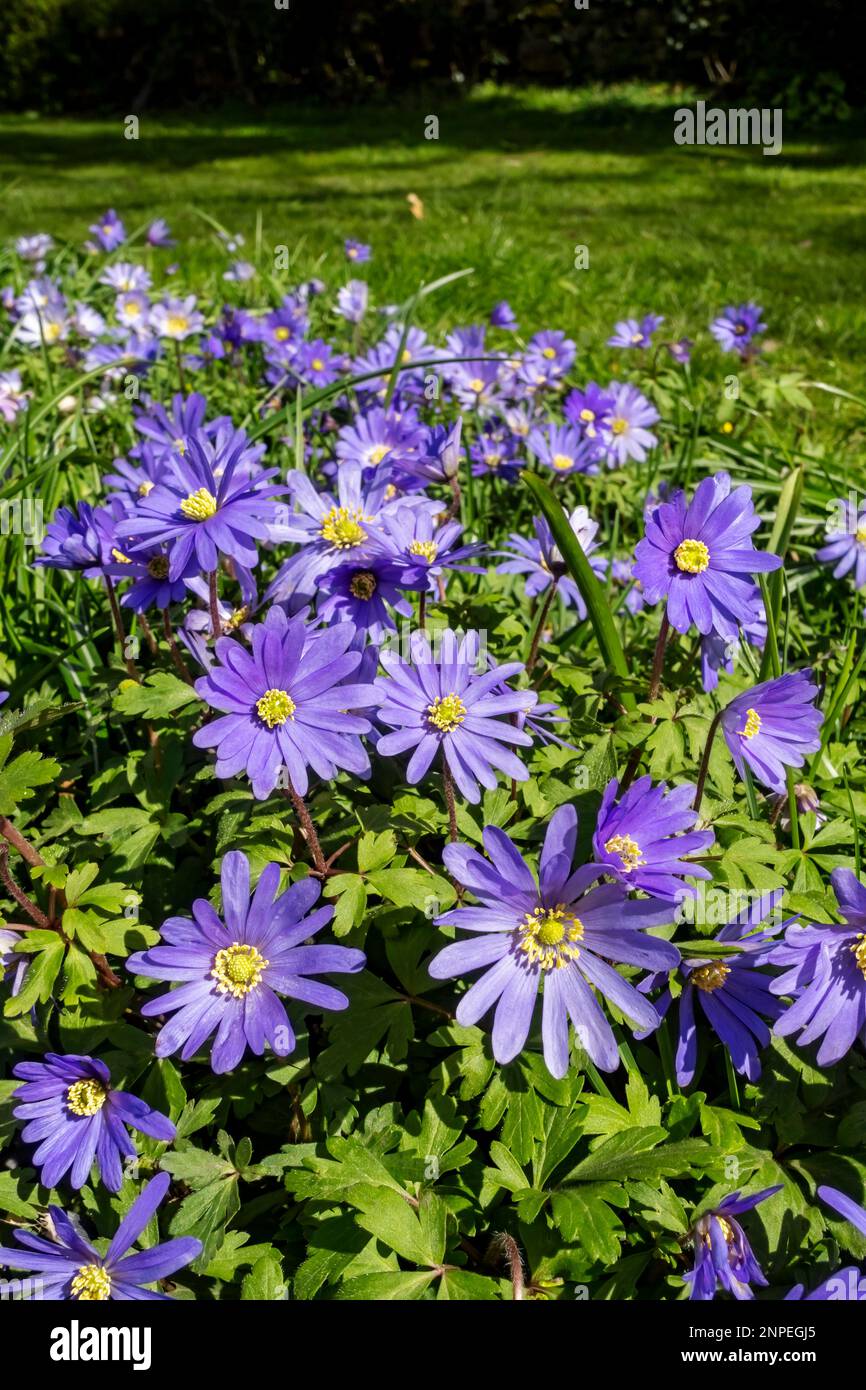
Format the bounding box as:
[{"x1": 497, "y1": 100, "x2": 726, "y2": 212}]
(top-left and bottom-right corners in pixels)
[
  {"x1": 607, "y1": 314, "x2": 664, "y2": 349},
  {"x1": 817, "y1": 497, "x2": 866, "y2": 590},
  {"x1": 376, "y1": 506, "x2": 483, "y2": 589},
  {"x1": 193, "y1": 605, "x2": 378, "y2": 799},
  {"x1": 563, "y1": 381, "x2": 614, "y2": 442},
  {"x1": 375, "y1": 629, "x2": 536, "y2": 804},
  {"x1": 150, "y1": 295, "x2": 204, "y2": 341},
  {"x1": 497, "y1": 505, "x2": 605, "y2": 617},
  {"x1": 128, "y1": 850, "x2": 364, "y2": 1073},
  {"x1": 668, "y1": 337, "x2": 693, "y2": 365},
  {"x1": 0, "y1": 1170, "x2": 200, "y2": 1300},
  {"x1": 88, "y1": 209, "x2": 126, "y2": 252},
  {"x1": 0, "y1": 927, "x2": 28, "y2": 996},
  {"x1": 316, "y1": 553, "x2": 413, "y2": 640},
  {"x1": 336, "y1": 279, "x2": 369, "y2": 324},
  {"x1": 591, "y1": 776, "x2": 714, "y2": 899},
  {"x1": 298, "y1": 338, "x2": 342, "y2": 387},
  {"x1": 639, "y1": 892, "x2": 789, "y2": 1086},
  {"x1": 521, "y1": 330, "x2": 576, "y2": 387},
  {"x1": 684, "y1": 1187, "x2": 781, "y2": 1300},
  {"x1": 345, "y1": 238, "x2": 372, "y2": 263},
  {"x1": 35, "y1": 502, "x2": 115, "y2": 577},
  {"x1": 634, "y1": 472, "x2": 781, "y2": 638},
  {"x1": 710, "y1": 303, "x2": 766, "y2": 356},
  {"x1": 720, "y1": 669, "x2": 823, "y2": 794},
  {"x1": 223, "y1": 260, "x2": 256, "y2": 283},
  {"x1": 771, "y1": 868, "x2": 866, "y2": 1066},
  {"x1": 146, "y1": 218, "x2": 176, "y2": 247},
  {"x1": 428, "y1": 805, "x2": 679, "y2": 1076},
  {"x1": 817, "y1": 1185, "x2": 866, "y2": 1237},
  {"x1": 125, "y1": 432, "x2": 286, "y2": 580},
  {"x1": 106, "y1": 544, "x2": 194, "y2": 613},
  {"x1": 786, "y1": 1268, "x2": 866, "y2": 1301},
  {"x1": 600, "y1": 382, "x2": 659, "y2": 466},
  {"x1": 12, "y1": 1054, "x2": 175, "y2": 1193},
  {"x1": 490, "y1": 301, "x2": 518, "y2": 330},
  {"x1": 527, "y1": 422, "x2": 599, "y2": 477}
]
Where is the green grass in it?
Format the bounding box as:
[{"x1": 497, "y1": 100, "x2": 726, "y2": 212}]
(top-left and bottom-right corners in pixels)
[{"x1": 1, "y1": 84, "x2": 865, "y2": 384}]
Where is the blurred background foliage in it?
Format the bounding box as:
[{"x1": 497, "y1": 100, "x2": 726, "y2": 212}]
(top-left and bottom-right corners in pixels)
[{"x1": 0, "y1": 0, "x2": 859, "y2": 119}]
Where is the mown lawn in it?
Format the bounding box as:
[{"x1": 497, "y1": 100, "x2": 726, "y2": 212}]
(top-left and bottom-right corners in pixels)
[{"x1": 1, "y1": 83, "x2": 865, "y2": 383}]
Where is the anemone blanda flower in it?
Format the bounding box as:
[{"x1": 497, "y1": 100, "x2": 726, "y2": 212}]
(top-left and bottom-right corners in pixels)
[
  {"x1": 374, "y1": 628, "x2": 536, "y2": 804},
  {"x1": 88, "y1": 208, "x2": 126, "y2": 252},
  {"x1": 0, "y1": 927, "x2": 28, "y2": 997},
  {"x1": 601, "y1": 382, "x2": 659, "y2": 466},
  {"x1": 193, "y1": 605, "x2": 378, "y2": 798},
  {"x1": 12, "y1": 1054, "x2": 175, "y2": 1193},
  {"x1": 336, "y1": 279, "x2": 369, "y2": 324},
  {"x1": 563, "y1": 381, "x2": 614, "y2": 442},
  {"x1": 684, "y1": 1187, "x2": 781, "y2": 1300},
  {"x1": 720, "y1": 669, "x2": 823, "y2": 794},
  {"x1": 35, "y1": 501, "x2": 115, "y2": 576},
  {"x1": 105, "y1": 543, "x2": 194, "y2": 612},
  {"x1": 637, "y1": 891, "x2": 789, "y2": 1086},
  {"x1": 633, "y1": 471, "x2": 781, "y2": 638},
  {"x1": 490, "y1": 300, "x2": 518, "y2": 330},
  {"x1": 770, "y1": 868, "x2": 866, "y2": 1066},
  {"x1": 710, "y1": 303, "x2": 766, "y2": 357},
  {"x1": 527, "y1": 422, "x2": 599, "y2": 477},
  {"x1": 591, "y1": 776, "x2": 714, "y2": 900},
  {"x1": 375, "y1": 506, "x2": 483, "y2": 589},
  {"x1": 497, "y1": 505, "x2": 605, "y2": 617},
  {"x1": 668, "y1": 337, "x2": 693, "y2": 365},
  {"x1": 345, "y1": 238, "x2": 372, "y2": 263},
  {"x1": 0, "y1": 1171, "x2": 200, "y2": 1301},
  {"x1": 146, "y1": 218, "x2": 176, "y2": 247},
  {"x1": 125, "y1": 431, "x2": 286, "y2": 580},
  {"x1": 816, "y1": 497, "x2": 866, "y2": 590},
  {"x1": 128, "y1": 850, "x2": 364, "y2": 1073},
  {"x1": 150, "y1": 295, "x2": 204, "y2": 341},
  {"x1": 521, "y1": 329, "x2": 576, "y2": 387},
  {"x1": 428, "y1": 805, "x2": 679, "y2": 1076},
  {"x1": 607, "y1": 314, "x2": 664, "y2": 349},
  {"x1": 316, "y1": 552, "x2": 414, "y2": 640}
]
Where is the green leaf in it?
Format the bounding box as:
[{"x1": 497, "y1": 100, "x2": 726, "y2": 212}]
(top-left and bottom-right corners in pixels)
[
  {"x1": 113, "y1": 672, "x2": 201, "y2": 720},
  {"x1": 357, "y1": 829, "x2": 397, "y2": 873},
  {"x1": 550, "y1": 1188, "x2": 623, "y2": 1264},
  {"x1": 241, "y1": 1254, "x2": 285, "y2": 1301},
  {"x1": 334, "y1": 1271, "x2": 436, "y2": 1300},
  {"x1": 0, "y1": 746, "x2": 60, "y2": 815}
]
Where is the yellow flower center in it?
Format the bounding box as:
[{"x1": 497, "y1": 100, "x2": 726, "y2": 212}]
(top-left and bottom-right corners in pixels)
[
  {"x1": 691, "y1": 961, "x2": 731, "y2": 993},
  {"x1": 542, "y1": 347, "x2": 557, "y2": 359},
  {"x1": 71, "y1": 1265, "x2": 111, "y2": 1301},
  {"x1": 147, "y1": 555, "x2": 169, "y2": 579},
  {"x1": 174, "y1": 437, "x2": 186, "y2": 456},
  {"x1": 722, "y1": 421, "x2": 734, "y2": 434},
  {"x1": 44, "y1": 322, "x2": 62, "y2": 343},
  {"x1": 408, "y1": 539, "x2": 437, "y2": 561},
  {"x1": 320, "y1": 506, "x2": 369, "y2": 549},
  {"x1": 124, "y1": 302, "x2": 141, "y2": 318},
  {"x1": 518, "y1": 905, "x2": 584, "y2": 971},
  {"x1": 212, "y1": 942, "x2": 269, "y2": 998},
  {"x1": 604, "y1": 834, "x2": 645, "y2": 872},
  {"x1": 674, "y1": 538, "x2": 710, "y2": 574},
  {"x1": 551, "y1": 453, "x2": 574, "y2": 471},
  {"x1": 274, "y1": 326, "x2": 290, "y2": 341},
  {"x1": 138, "y1": 480, "x2": 154, "y2": 497},
  {"x1": 367, "y1": 444, "x2": 391, "y2": 466},
  {"x1": 180, "y1": 488, "x2": 218, "y2": 520},
  {"x1": 349, "y1": 570, "x2": 378, "y2": 600},
  {"x1": 427, "y1": 693, "x2": 466, "y2": 732},
  {"x1": 401, "y1": 349, "x2": 412, "y2": 364},
  {"x1": 484, "y1": 454, "x2": 502, "y2": 469},
  {"x1": 348, "y1": 247, "x2": 358, "y2": 258},
  {"x1": 469, "y1": 377, "x2": 485, "y2": 393},
  {"x1": 167, "y1": 315, "x2": 189, "y2": 336},
  {"x1": 111, "y1": 548, "x2": 132, "y2": 564},
  {"x1": 856, "y1": 524, "x2": 866, "y2": 546},
  {"x1": 311, "y1": 358, "x2": 324, "y2": 372},
  {"x1": 256, "y1": 688, "x2": 296, "y2": 727},
  {"x1": 579, "y1": 408, "x2": 595, "y2": 422},
  {"x1": 610, "y1": 417, "x2": 628, "y2": 435},
  {"x1": 225, "y1": 604, "x2": 250, "y2": 631},
  {"x1": 67, "y1": 1079, "x2": 107, "y2": 1116},
  {"x1": 630, "y1": 332, "x2": 643, "y2": 344},
  {"x1": 851, "y1": 935, "x2": 866, "y2": 979},
  {"x1": 737, "y1": 707, "x2": 762, "y2": 740}
]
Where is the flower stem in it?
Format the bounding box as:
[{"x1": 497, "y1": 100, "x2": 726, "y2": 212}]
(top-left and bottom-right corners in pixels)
[
  {"x1": 162, "y1": 609, "x2": 195, "y2": 684},
  {"x1": 441, "y1": 754, "x2": 459, "y2": 843},
  {"x1": 693, "y1": 707, "x2": 724, "y2": 813},
  {"x1": 648, "y1": 611, "x2": 671, "y2": 703},
  {"x1": 208, "y1": 571, "x2": 221, "y2": 640},
  {"x1": 174, "y1": 338, "x2": 187, "y2": 394},
  {"x1": 286, "y1": 783, "x2": 327, "y2": 875},
  {"x1": 742, "y1": 762, "x2": 761, "y2": 821},
  {"x1": 104, "y1": 576, "x2": 139, "y2": 678},
  {"x1": 137, "y1": 610, "x2": 159, "y2": 656},
  {"x1": 724, "y1": 1050, "x2": 741, "y2": 1110},
  {"x1": 0, "y1": 844, "x2": 51, "y2": 928},
  {"x1": 419, "y1": 589, "x2": 427, "y2": 631},
  {"x1": 525, "y1": 581, "x2": 557, "y2": 677}
]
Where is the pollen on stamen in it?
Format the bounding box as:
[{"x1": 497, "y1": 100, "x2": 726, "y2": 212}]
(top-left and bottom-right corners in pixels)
[
  {"x1": 691, "y1": 961, "x2": 730, "y2": 993},
  {"x1": 67, "y1": 1078, "x2": 107, "y2": 1116},
  {"x1": 736, "y1": 707, "x2": 762, "y2": 739},
  {"x1": 427, "y1": 693, "x2": 466, "y2": 732},
  {"x1": 179, "y1": 487, "x2": 217, "y2": 520},
  {"x1": 212, "y1": 942, "x2": 269, "y2": 998},
  {"x1": 320, "y1": 506, "x2": 369, "y2": 549},
  {"x1": 674, "y1": 538, "x2": 710, "y2": 574},
  {"x1": 604, "y1": 833, "x2": 645, "y2": 872},
  {"x1": 256, "y1": 688, "x2": 296, "y2": 727},
  {"x1": 71, "y1": 1264, "x2": 111, "y2": 1301},
  {"x1": 518, "y1": 905, "x2": 584, "y2": 971}
]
